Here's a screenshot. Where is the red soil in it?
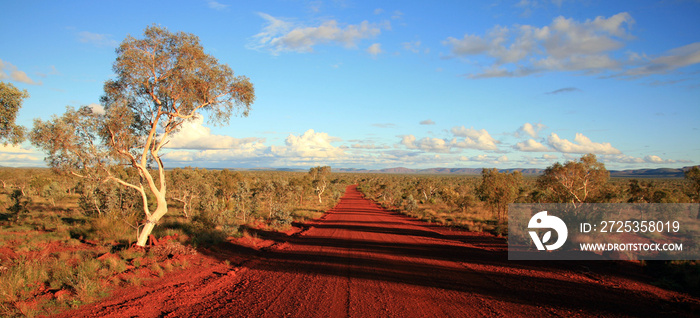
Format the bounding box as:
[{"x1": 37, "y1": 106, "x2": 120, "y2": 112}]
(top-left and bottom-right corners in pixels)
[{"x1": 52, "y1": 185, "x2": 700, "y2": 317}]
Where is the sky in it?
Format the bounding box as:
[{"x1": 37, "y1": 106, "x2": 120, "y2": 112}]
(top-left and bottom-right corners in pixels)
[{"x1": 1, "y1": 0, "x2": 699, "y2": 170}]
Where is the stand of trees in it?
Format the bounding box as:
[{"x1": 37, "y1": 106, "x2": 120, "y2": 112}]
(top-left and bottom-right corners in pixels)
[
  {"x1": 357, "y1": 154, "x2": 698, "y2": 231},
  {"x1": 0, "y1": 167, "x2": 349, "y2": 233}
]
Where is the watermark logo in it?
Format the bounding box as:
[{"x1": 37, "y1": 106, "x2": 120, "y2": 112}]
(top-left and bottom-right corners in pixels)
[
  {"x1": 510, "y1": 204, "x2": 699, "y2": 260},
  {"x1": 528, "y1": 211, "x2": 568, "y2": 251}
]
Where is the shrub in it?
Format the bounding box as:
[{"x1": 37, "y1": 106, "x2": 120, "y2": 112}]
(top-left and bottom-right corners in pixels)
[
  {"x1": 74, "y1": 273, "x2": 105, "y2": 303},
  {"x1": 403, "y1": 195, "x2": 418, "y2": 212},
  {"x1": 149, "y1": 263, "x2": 164, "y2": 278},
  {"x1": 6, "y1": 189, "x2": 30, "y2": 223},
  {"x1": 0, "y1": 259, "x2": 48, "y2": 303},
  {"x1": 102, "y1": 257, "x2": 128, "y2": 275},
  {"x1": 271, "y1": 209, "x2": 293, "y2": 229}
]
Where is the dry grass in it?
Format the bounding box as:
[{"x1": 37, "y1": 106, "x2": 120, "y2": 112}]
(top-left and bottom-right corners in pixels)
[{"x1": 396, "y1": 201, "x2": 500, "y2": 233}]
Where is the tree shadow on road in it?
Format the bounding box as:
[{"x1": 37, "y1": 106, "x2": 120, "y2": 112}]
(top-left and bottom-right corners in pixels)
[{"x1": 198, "y1": 186, "x2": 700, "y2": 317}]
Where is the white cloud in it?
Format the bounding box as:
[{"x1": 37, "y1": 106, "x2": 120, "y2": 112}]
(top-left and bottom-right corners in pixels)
[
  {"x1": 0, "y1": 153, "x2": 41, "y2": 165},
  {"x1": 77, "y1": 31, "x2": 118, "y2": 47},
  {"x1": 251, "y1": 13, "x2": 383, "y2": 54},
  {"x1": 271, "y1": 129, "x2": 344, "y2": 158},
  {"x1": 516, "y1": 122, "x2": 546, "y2": 138},
  {"x1": 644, "y1": 155, "x2": 672, "y2": 164},
  {"x1": 443, "y1": 12, "x2": 635, "y2": 78},
  {"x1": 419, "y1": 119, "x2": 435, "y2": 125},
  {"x1": 367, "y1": 43, "x2": 383, "y2": 56},
  {"x1": 644, "y1": 155, "x2": 692, "y2": 164},
  {"x1": 164, "y1": 128, "x2": 347, "y2": 167},
  {"x1": 403, "y1": 41, "x2": 422, "y2": 53},
  {"x1": 444, "y1": 34, "x2": 490, "y2": 56},
  {"x1": 400, "y1": 135, "x2": 450, "y2": 153},
  {"x1": 600, "y1": 154, "x2": 692, "y2": 165},
  {"x1": 515, "y1": 139, "x2": 551, "y2": 152},
  {"x1": 542, "y1": 154, "x2": 558, "y2": 159},
  {"x1": 0, "y1": 144, "x2": 34, "y2": 154},
  {"x1": 544, "y1": 14, "x2": 633, "y2": 58},
  {"x1": 166, "y1": 117, "x2": 265, "y2": 150},
  {"x1": 547, "y1": 133, "x2": 621, "y2": 154},
  {"x1": 450, "y1": 126, "x2": 499, "y2": 150},
  {"x1": 0, "y1": 59, "x2": 42, "y2": 85},
  {"x1": 417, "y1": 138, "x2": 450, "y2": 153},
  {"x1": 163, "y1": 145, "x2": 264, "y2": 164},
  {"x1": 207, "y1": 1, "x2": 228, "y2": 10},
  {"x1": 400, "y1": 135, "x2": 417, "y2": 148},
  {"x1": 351, "y1": 143, "x2": 389, "y2": 150},
  {"x1": 624, "y1": 42, "x2": 700, "y2": 76},
  {"x1": 0, "y1": 144, "x2": 42, "y2": 166},
  {"x1": 459, "y1": 154, "x2": 509, "y2": 164}
]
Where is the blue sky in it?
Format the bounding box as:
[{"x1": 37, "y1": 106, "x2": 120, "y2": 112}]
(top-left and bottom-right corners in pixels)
[{"x1": 1, "y1": 0, "x2": 699, "y2": 170}]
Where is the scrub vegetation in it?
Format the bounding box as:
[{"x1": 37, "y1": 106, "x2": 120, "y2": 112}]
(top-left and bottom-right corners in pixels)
[
  {"x1": 356, "y1": 155, "x2": 700, "y2": 297},
  {"x1": 0, "y1": 166, "x2": 348, "y2": 317}
]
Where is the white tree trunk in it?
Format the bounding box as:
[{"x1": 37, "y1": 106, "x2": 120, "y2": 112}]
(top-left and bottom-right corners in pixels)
[{"x1": 135, "y1": 194, "x2": 168, "y2": 247}]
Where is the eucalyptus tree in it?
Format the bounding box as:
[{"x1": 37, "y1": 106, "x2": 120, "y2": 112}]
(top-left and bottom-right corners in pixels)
[
  {"x1": 288, "y1": 175, "x2": 311, "y2": 205},
  {"x1": 478, "y1": 168, "x2": 522, "y2": 220},
  {"x1": 168, "y1": 167, "x2": 208, "y2": 218},
  {"x1": 309, "y1": 166, "x2": 331, "y2": 203},
  {"x1": 537, "y1": 154, "x2": 609, "y2": 206},
  {"x1": 30, "y1": 25, "x2": 255, "y2": 247},
  {"x1": 233, "y1": 179, "x2": 252, "y2": 223},
  {"x1": 0, "y1": 81, "x2": 28, "y2": 145},
  {"x1": 686, "y1": 166, "x2": 700, "y2": 202},
  {"x1": 215, "y1": 169, "x2": 243, "y2": 208}
]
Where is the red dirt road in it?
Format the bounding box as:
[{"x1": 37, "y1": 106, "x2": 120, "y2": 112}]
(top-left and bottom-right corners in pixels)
[{"x1": 55, "y1": 185, "x2": 699, "y2": 317}]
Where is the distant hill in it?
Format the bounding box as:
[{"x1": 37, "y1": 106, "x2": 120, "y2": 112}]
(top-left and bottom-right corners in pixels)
[
  {"x1": 609, "y1": 167, "x2": 692, "y2": 178},
  {"x1": 200, "y1": 165, "x2": 697, "y2": 178},
  {"x1": 332, "y1": 167, "x2": 543, "y2": 175},
  {"x1": 333, "y1": 166, "x2": 698, "y2": 178}
]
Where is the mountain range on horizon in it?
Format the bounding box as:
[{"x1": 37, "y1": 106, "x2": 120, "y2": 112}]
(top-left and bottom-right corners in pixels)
[
  {"x1": 331, "y1": 166, "x2": 699, "y2": 178},
  {"x1": 176, "y1": 165, "x2": 698, "y2": 178}
]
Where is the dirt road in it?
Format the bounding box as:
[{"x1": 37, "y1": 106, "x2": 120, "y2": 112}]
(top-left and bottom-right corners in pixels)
[{"x1": 56, "y1": 185, "x2": 699, "y2": 317}]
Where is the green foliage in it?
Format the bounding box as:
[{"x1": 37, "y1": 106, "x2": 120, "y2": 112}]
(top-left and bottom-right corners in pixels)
[
  {"x1": 0, "y1": 253, "x2": 113, "y2": 316},
  {"x1": 0, "y1": 258, "x2": 48, "y2": 304},
  {"x1": 7, "y1": 189, "x2": 30, "y2": 222},
  {"x1": 41, "y1": 182, "x2": 67, "y2": 207},
  {"x1": 685, "y1": 166, "x2": 700, "y2": 202},
  {"x1": 0, "y1": 167, "x2": 352, "y2": 315},
  {"x1": 402, "y1": 194, "x2": 418, "y2": 212},
  {"x1": 0, "y1": 81, "x2": 28, "y2": 145},
  {"x1": 354, "y1": 166, "x2": 695, "y2": 236},
  {"x1": 309, "y1": 166, "x2": 331, "y2": 203},
  {"x1": 69, "y1": 215, "x2": 137, "y2": 245},
  {"x1": 537, "y1": 153, "x2": 609, "y2": 205},
  {"x1": 271, "y1": 208, "x2": 293, "y2": 229},
  {"x1": 478, "y1": 168, "x2": 522, "y2": 220},
  {"x1": 30, "y1": 25, "x2": 256, "y2": 247},
  {"x1": 186, "y1": 222, "x2": 227, "y2": 247},
  {"x1": 357, "y1": 174, "x2": 496, "y2": 231}
]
